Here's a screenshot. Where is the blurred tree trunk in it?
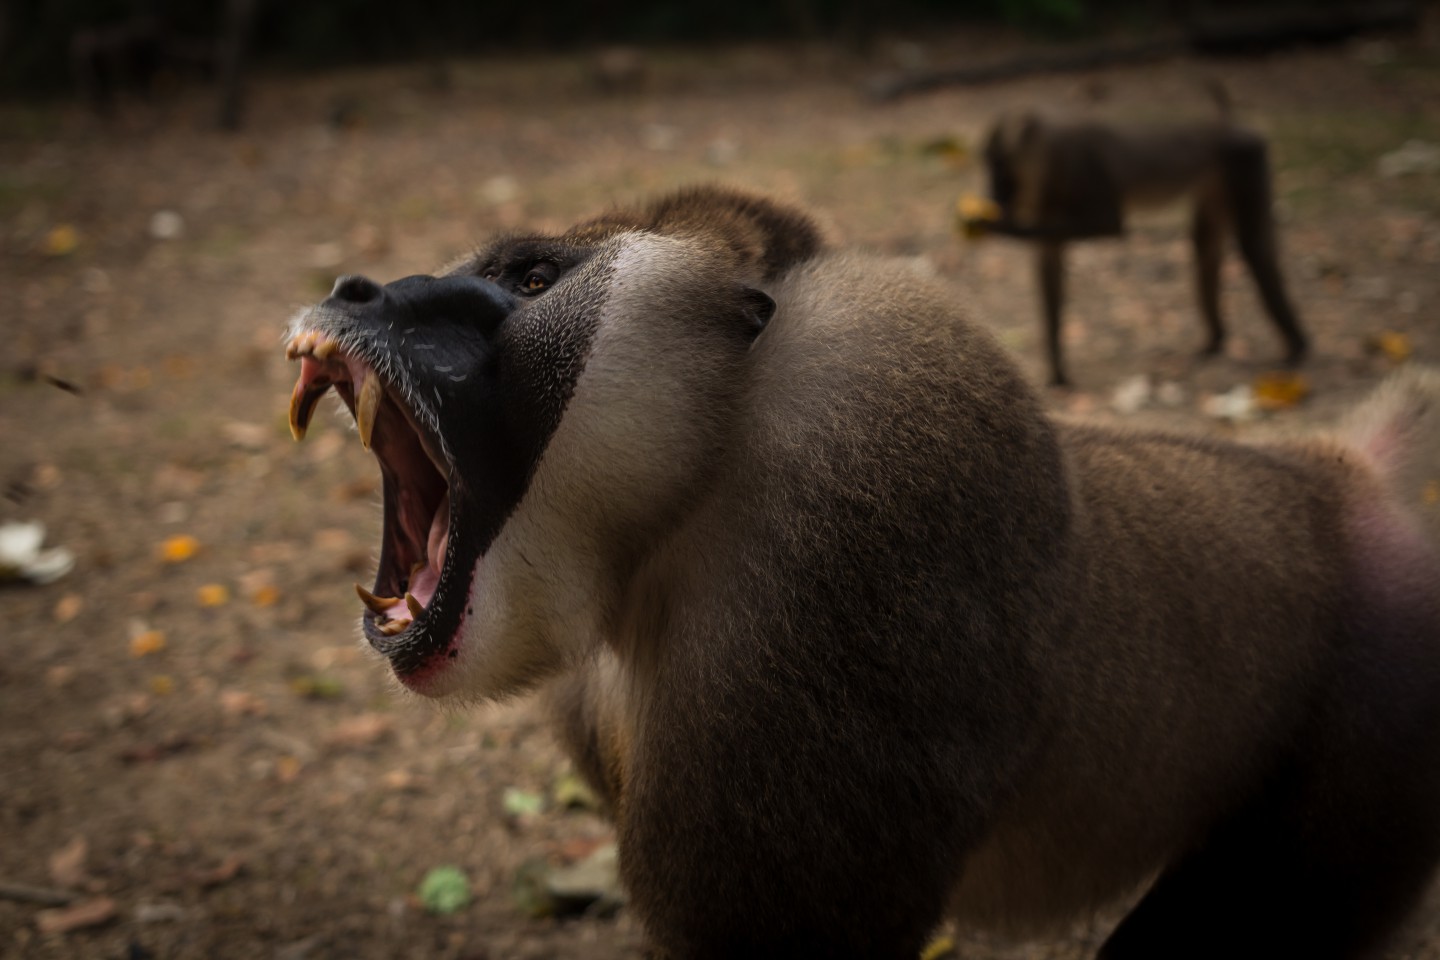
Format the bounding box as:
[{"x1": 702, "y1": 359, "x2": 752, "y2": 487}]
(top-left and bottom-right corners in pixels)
[
  {"x1": 217, "y1": 0, "x2": 257, "y2": 130},
  {"x1": 0, "y1": 0, "x2": 11, "y2": 79}
]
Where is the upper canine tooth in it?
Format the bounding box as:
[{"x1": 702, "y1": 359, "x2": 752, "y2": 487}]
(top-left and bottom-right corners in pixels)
[
  {"x1": 288, "y1": 380, "x2": 310, "y2": 441},
  {"x1": 356, "y1": 373, "x2": 382, "y2": 450}
]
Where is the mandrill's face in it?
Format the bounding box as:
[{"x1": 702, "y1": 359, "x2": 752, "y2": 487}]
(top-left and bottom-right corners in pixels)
[{"x1": 284, "y1": 233, "x2": 771, "y2": 700}]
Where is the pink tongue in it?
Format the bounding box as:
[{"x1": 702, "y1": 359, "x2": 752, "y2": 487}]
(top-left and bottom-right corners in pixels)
[
  {"x1": 381, "y1": 494, "x2": 449, "y2": 620},
  {"x1": 427, "y1": 495, "x2": 450, "y2": 573}
]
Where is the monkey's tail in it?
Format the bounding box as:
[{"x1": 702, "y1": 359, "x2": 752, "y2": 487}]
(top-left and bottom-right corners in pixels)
[{"x1": 1341, "y1": 364, "x2": 1440, "y2": 541}]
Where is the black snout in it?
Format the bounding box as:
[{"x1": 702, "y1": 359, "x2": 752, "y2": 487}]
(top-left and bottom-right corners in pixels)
[
  {"x1": 320, "y1": 273, "x2": 518, "y2": 336},
  {"x1": 331, "y1": 275, "x2": 384, "y2": 304}
]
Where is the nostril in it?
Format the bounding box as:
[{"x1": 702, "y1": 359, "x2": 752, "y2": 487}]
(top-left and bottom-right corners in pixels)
[{"x1": 331, "y1": 275, "x2": 384, "y2": 304}]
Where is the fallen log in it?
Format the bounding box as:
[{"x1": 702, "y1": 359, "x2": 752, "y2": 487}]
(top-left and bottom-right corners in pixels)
[{"x1": 868, "y1": 2, "x2": 1421, "y2": 101}]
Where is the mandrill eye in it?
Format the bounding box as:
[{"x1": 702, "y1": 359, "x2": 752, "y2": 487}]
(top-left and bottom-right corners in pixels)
[{"x1": 520, "y1": 261, "x2": 558, "y2": 295}]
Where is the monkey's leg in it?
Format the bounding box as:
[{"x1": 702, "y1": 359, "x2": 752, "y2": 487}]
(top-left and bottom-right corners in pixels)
[
  {"x1": 1100, "y1": 723, "x2": 1440, "y2": 959},
  {"x1": 1190, "y1": 199, "x2": 1227, "y2": 357},
  {"x1": 544, "y1": 670, "x2": 624, "y2": 811},
  {"x1": 1226, "y1": 145, "x2": 1309, "y2": 365},
  {"x1": 1037, "y1": 241, "x2": 1069, "y2": 387}
]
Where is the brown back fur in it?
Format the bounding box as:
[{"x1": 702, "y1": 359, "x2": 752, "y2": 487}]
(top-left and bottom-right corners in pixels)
[{"x1": 441, "y1": 187, "x2": 1438, "y2": 958}]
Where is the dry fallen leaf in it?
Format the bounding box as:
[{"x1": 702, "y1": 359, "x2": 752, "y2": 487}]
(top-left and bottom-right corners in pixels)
[
  {"x1": 129, "y1": 630, "x2": 166, "y2": 658},
  {"x1": 315, "y1": 528, "x2": 356, "y2": 552},
  {"x1": 48, "y1": 836, "x2": 89, "y2": 889},
  {"x1": 383, "y1": 768, "x2": 421, "y2": 792},
  {"x1": 555, "y1": 835, "x2": 609, "y2": 863},
  {"x1": 163, "y1": 354, "x2": 197, "y2": 379},
  {"x1": 1374, "y1": 331, "x2": 1413, "y2": 363},
  {"x1": 41, "y1": 224, "x2": 80, "y2": 257},
  {"x1": 197, "y1": 583, "x2": 231, "y2": 607},
  {"x1": 56, "y1": 730, "x2": 92, "y2": 752},
  {"x1": 220, "y1": 689, "x2": 268, "y2": 718},
  {"x1": 331, "y1": 477, "x2": 379, "y2": 501},
  {"x1": 222, "y1": 421, "x2": 271, "y2": 451},
  {"x1": 53, "y1": 593, "x2": 83, "y2": 624},
  {"x1": 325, "y1": 712, "x2": 392, "y2": 748},
  {"x1": 152, "y1": 464, "x2": 205, "y2": 498},
  {"x1": 150, "y1": 675, "x2": 175, "y2": 696},
  {"x1": 35, "y1": 896, "x2": 116, "y2": 934},
  {"x1": 46, "y1": 665, "x2": 76, "y2": 689},
  {"x1": 158, "y1": 535, "x2": 200, "y2": 564},
  {"x1": 192, "y1": 854, "x2": 245, "y2": 889},
  {"x1": 119, "y1": 733, "x2": 195, "y2": 764},
  {"x1": 275, "y1": 755, "x2": 303, "y2": 783},
  {"x1": 237, "y1": 568, "x2": 279, "y2": 606},
  {"x1": 1252, "y1": 372, "x2": 1310, "y2": 411}
]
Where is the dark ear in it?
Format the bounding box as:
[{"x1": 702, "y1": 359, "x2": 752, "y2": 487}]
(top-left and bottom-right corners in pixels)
[{"x1": 740, "y1": 287, "x2": 776, "y2": 337}]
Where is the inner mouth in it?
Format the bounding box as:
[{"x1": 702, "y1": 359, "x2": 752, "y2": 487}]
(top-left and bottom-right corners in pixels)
[{"x1": 286, "y1": 330, "x2": 451, "y2": 642}]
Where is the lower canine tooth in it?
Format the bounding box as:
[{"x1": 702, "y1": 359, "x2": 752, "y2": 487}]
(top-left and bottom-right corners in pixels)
[
  {"x1": 356, "y1": 374, "x2": 382, "y2": 450},
  {"x1": 405, "y1": 593, "x2": 424, "y2": 620},
  {"x1": 356, "y1": 583, "x2": 403, "y2": 615}
]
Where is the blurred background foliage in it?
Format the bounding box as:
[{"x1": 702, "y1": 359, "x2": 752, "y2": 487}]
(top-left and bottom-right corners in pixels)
[{"x1": 0, "y1": 0, "x2": 1368, "y2": 96}]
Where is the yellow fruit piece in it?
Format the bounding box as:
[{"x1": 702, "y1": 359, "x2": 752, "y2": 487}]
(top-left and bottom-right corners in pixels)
[
  {"x1": 150, "y1": 675, "x2": 175, "y2": 695},
  {"x1": 955, "y1": 194, "x2": 1001, "y2": 239},
  {"x1": 130, "y1": 630, "x2": 166, "y2": 658},
  {"x1": 1423, "y1": 480, "x2": 1440, "y2": 506},
  {"x1": 958, "y1": 194, "x2": 1000, "y2": 221},
  {"x1": 251, "y1": 584, "x2": 280, "y2": 607},
  {"x1": 197, "y1": 583, "x2": 231, "y2": 607},
  {"x1": 159, "y1": 535, "x2": 200, "y2": 563},
  {"x1": 1252, "y1": 371, "x2": 1310, "y2": 410}
]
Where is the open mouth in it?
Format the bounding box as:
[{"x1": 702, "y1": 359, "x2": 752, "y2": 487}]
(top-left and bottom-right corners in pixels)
[{"x1": 286, "y1": 329, "x2": 461, "y2": 674}]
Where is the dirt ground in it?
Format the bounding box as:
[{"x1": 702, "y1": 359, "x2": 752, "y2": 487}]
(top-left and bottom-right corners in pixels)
[{"x1": 2, "y1": 24, "x2": 1440, "y2": 960}]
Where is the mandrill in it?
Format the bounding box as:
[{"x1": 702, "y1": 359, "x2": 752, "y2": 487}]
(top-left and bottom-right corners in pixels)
[
  {"x1": 285, "y1": 186, "x2": 1440, "y2": 959},
  {"x1": 971, "y1": 96, "x2": 1309, "y2": 387}
]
